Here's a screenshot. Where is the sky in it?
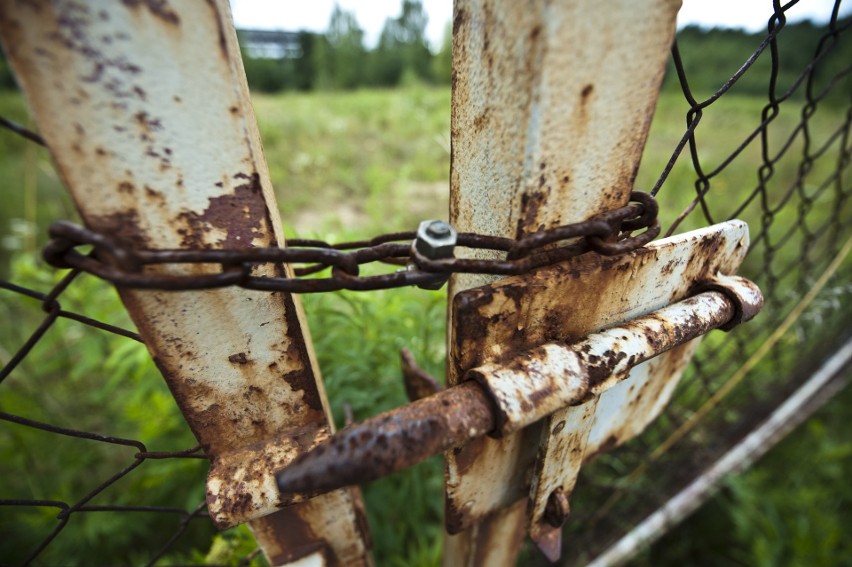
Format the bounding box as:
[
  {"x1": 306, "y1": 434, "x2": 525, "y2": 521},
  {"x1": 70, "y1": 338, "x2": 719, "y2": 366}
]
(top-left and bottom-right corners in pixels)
[{"x1": 228, "y1": 0, "x2": 851, "y2": 50}]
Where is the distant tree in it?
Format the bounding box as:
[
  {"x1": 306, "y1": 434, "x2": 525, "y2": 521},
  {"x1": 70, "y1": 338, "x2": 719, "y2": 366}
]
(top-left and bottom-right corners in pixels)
[
  {"x1": 431, "y1": 20, "x2": 453, "y2": 85},
  {"x1": 238, "y1": 38, "x2": 288, "y2": 92},
  {"x1": 315, "y1": 4, "x2": 367, "y2": 90},
  {"x1": 371, "y1": 0, "x2": 433, "y2": 86},
  {"x1": 293, "y1": 31, "x2": 319, "y2": 91},
  {"x1": 663, "y1": 18, "x2": 852, "y2": 101}
]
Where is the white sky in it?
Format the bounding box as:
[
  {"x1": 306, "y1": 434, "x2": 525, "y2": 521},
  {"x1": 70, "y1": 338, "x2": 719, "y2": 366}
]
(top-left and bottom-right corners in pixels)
[{"x1": 229, "y1": 1, "x2": 850, "y2": 50}]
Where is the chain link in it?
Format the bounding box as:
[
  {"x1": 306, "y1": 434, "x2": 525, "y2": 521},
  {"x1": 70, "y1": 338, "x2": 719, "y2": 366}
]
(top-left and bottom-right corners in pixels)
[{"x1": 41, "y1": 192, "x2": 659, "y2": 293}]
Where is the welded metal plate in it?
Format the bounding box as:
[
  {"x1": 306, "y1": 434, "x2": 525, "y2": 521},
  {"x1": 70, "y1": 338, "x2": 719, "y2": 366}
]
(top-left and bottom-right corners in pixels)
[{"x1": 446, "y1": 220, "x2": 749, "y2": 533}]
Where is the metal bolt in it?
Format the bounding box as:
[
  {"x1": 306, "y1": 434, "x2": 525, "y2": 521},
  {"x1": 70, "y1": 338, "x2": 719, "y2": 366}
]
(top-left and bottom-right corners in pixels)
[
  {"x1": 544, "y1": 487, "x2": 571, "y2": 528},
  {"x1": 414, "y1": 220, "x2": 457, "y2": 290},
  {"x1": 425, "y1": 221, "x2": 452, "y2": 238}
]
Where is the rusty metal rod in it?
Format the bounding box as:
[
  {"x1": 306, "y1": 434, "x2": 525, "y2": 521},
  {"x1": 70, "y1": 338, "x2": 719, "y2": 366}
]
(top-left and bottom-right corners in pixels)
[
  {"x1": 276, "y1": 287, "x2": 758, "y2": 496},
  {"x1": 277, "y1": 381, "x2": 495, "y2": 494}
]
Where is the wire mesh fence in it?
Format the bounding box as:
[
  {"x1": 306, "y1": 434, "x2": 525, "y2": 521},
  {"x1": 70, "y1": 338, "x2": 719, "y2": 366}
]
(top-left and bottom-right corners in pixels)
[
  {"x1": 558, "y1": 2, "x2": 852, "y2": 564},
  {"x1": 1, "y1": 1, "x2": 850, "y2": 566},
  {"x1": 0, "y1": 272, "x2": 262, "y2": 564}
]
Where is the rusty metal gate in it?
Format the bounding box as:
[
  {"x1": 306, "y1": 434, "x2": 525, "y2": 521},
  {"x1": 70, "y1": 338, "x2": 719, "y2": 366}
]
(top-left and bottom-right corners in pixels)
[{"x1": 0, "y1": 1, "x2": 850, "y2": 566}]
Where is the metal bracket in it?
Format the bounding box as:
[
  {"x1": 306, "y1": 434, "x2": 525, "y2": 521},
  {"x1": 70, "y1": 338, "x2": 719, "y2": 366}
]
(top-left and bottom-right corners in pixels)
[
  {"x1": 520, "y1": 278, "x2": 761, "y2": 559},
  {"x1": 272, "y1": 221, "x2": 763, "y2": 562}
]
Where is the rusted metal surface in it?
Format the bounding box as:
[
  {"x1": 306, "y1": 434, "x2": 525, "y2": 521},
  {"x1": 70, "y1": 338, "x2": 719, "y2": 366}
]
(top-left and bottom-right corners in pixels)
[
  {"x1": 401, "y1": 348, "x2": 443, "y2": 402},
  {"x1": 447, "y1": 220, "x2": 749, "y2": 536},
  {"x1": 274, "y1": 265, "x2": 760, "y2": 504},
  {"x1": 0, "y1": 2, "x2": 370, "y2": 564},
  {"x1": 466, "y1": 343, "x2": 588, "y2": 435},
  {"x1": 277, "y1": 381, "x2": 495, "y2": 494},
  {"x1": 446, "y1": 0, "x2": 681, "y2": 562},
  {"x1": 207, "y1": 422, "x2": 331, "y2": 523},
  {"x1": 698, "y1": 273, "x2": 765, "y2": 330},
  {"x1": 525, "y1": 285, "x2": 755, "y2": 557},
  {"x1": 528, "y1": 400, "x2": 598, "y2": 561}
]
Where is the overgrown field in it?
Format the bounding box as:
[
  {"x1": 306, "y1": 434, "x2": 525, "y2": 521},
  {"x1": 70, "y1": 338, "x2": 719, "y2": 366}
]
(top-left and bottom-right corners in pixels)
[{"x1": 1, "y1": 84, "x2": 850, "y2": 566}]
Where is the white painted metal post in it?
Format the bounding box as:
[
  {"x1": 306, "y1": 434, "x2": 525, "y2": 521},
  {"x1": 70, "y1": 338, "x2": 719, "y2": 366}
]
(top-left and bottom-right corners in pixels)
[
  {"x1": 0, "y1": 2, "x2": 371, "y2": 565},
  {"x1": 447, "y1": 0, "x2": 682, "y2": 563}
]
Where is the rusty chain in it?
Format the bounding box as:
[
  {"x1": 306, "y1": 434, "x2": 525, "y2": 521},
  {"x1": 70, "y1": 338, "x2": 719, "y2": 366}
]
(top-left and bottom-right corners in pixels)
[{"x1": 40, "y1": 192, "x2": 659, "y2": 293}]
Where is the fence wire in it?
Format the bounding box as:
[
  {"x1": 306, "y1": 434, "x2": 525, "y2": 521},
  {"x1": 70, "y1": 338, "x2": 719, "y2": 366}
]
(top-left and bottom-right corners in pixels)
[
  {"x1": 1, "y1": 1, "x2": 850, "y2": 566},
  {"x1": 559, "y1": 1, "x2": 852, "y2": 564},
  {"x1": 0, "y1": 272, "x2": 262, "y2": 565}
]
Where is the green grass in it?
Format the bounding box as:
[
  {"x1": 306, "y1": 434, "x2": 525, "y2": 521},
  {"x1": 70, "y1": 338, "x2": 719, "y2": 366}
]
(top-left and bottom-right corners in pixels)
[
  {"x1": 1, "y1": 83, "x2": 850, "y2": 566},
  {"x1": 253, "y1": 84, "x2": 451, "y2": 238}
]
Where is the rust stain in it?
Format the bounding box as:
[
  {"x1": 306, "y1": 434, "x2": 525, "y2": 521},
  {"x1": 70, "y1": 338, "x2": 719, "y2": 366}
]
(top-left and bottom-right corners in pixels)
[
  {"x1": 281, "y1": 310, "x2": 324, "y2": 413},
  {"x1": 348, "y1": 487, "x2": 373, "y2": 550},
  {"x1": 175, "y1": 172, "x2": 267, "y2": 249},
  {"x1": 203, "y1": 0, "x2": 229, "y2": 58},
  {"x1": 516, "y1": 190, "x2": 548, "y2": 238},
  {"x1": 86, "y1": 208, "x2": 150, "y2": 248},
  {"x1": 228, "y1": 352, "x2": 249, "y2": 365},
  {"x1": 258, "y1": 507, "x2": 329, "y2": 565},
  {"x1": 120, "y1": 0, "x2": 180, "y2": 25}
]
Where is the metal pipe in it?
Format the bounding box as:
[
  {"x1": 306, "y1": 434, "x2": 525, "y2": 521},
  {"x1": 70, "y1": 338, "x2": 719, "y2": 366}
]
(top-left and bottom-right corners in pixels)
[{"x1": 277, "y1": 381, "x2": 496, "y2": 494}]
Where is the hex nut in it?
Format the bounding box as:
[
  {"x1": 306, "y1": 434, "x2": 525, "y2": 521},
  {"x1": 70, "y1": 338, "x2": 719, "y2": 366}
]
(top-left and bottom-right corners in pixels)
[
  {"x1": 415, "y1": 220, "x2": 457, "y2": 259},
  {"x1": 413, "y1": 220, "x2": 457, "y2": 290}
]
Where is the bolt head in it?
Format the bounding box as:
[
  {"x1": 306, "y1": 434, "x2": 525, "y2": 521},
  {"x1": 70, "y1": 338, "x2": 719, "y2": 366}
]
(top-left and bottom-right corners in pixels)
[{"x1": 426, "y1": 221, "x2": 452, "y2": 238}]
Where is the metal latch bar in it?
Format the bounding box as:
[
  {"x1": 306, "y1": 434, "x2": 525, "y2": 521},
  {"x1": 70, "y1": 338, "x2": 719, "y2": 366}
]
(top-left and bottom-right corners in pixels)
[{"x1": 274, "y1": 277, "x2": 761, "y2": 500}]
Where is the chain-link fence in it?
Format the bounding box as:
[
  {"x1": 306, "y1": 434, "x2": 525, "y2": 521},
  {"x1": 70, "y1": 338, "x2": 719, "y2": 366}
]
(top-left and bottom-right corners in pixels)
[
  {"x1": 1, "y1": 1, "x2": 850, "y2": 566},
  {"x1": 559, "y1": 2, "x2": 852, "y2": 564}
]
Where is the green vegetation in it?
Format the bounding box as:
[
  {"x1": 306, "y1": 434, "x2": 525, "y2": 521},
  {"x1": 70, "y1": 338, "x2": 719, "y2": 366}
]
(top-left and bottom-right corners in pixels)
[
  {"x1": 668, "y1": 22, "x2": 852, "y2": 102},
  {"x1": 633, "y1": 383, "x2": 852, "y2": 567},
  {"x1": 1, "y1": 12, "x2": 850, "y2": 567}
]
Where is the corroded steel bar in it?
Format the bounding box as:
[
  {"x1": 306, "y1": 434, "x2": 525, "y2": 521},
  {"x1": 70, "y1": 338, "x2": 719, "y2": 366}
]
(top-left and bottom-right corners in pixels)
[
  {"x1": 277, "y1": 381, "x2": 495, "y2": 494},
  {"x1": 577, "y1": 291, "x2": 738, "y2": 395},
  {"x1": 0, "y1": 2, "x2": 371, "y2": 565},
  {"x1": 276, "y1": 288, "x2": 754, "y2": 496},
  {"x1": 447, "y1": 0, "x2": 682, "y2": 562},
  {"x1": 466, "y1": 343, "x2": 589, "y2": 435}
]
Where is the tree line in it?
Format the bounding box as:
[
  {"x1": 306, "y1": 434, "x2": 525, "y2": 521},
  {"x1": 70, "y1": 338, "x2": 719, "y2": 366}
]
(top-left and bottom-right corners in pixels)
[
  {"x1": 239, "y1": 0, "x2": 452, "y2": 93},
  {"x1": 236, "y1": 5, "x2": 849, "y2": 100},
  {"x1": 0, "y1": 7, "x2": 848, "y2": 98}
]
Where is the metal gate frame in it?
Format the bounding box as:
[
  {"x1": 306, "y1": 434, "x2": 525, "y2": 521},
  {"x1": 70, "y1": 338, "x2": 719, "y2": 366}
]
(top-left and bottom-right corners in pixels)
[{"x1": 0, "y1": 1, "x2": 766, "y2": 566}]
